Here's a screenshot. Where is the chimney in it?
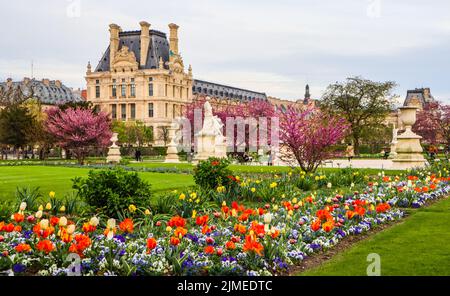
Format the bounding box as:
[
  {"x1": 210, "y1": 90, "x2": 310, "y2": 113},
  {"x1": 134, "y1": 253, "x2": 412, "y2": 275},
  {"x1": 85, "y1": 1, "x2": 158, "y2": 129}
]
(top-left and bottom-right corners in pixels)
[
  {"x1": 168, "y1": 23, "x2": 179, "y2": 56},
  {"x1": 139, "y1": 21, "x2": 151, "y2": 67},
  {"x1": 109, "y1": 23, "x2": 121, "y2": 69},
  {"x1": 42, "y1": 79, "x2": 50, "y2": 86},
  {"x1": 55, "y1": 80, "x2": 62, "y2": 88}
]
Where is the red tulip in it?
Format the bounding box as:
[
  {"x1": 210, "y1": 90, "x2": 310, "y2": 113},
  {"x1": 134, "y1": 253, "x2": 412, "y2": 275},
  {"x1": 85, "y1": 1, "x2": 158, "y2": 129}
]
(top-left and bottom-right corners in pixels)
[
  {"x1": 206, "y1": 237, "x2": 214, "y2": 245},
  {"x1": 217, "y1": 248, "x2": 223, "y2": 256},
  {"x1": 27, "y1": 215, "x2": 36, "y2": 223},
  {"x1": 0, "y1": 235, "x2": 4, "y2": 242},
  {"x1": 155, "y1": 221, "x2": 162, "y2": 227},
  {"x1": 210, "y1": 225, "x2": 216, "y2": 231}
]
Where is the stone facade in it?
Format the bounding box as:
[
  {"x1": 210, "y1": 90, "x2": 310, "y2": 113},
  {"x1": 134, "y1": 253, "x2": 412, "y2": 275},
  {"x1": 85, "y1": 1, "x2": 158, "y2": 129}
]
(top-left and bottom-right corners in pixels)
[{"x1": 86, "y1": 22, "x2": 193, "y2": 146}]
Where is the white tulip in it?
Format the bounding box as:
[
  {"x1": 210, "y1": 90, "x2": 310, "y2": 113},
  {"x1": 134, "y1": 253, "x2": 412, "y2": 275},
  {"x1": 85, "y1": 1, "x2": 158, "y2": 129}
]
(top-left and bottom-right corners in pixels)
[
  {"x1": 263, "y1": 213, "x2": 272, "y2": 224},
  {"x1": 67, "y1": 224, "x2": 76, "y2": 234},
  {"x1": 19, "y1": 202, "x2": 27, "y2": 211},
  {"x1": 40, "y1": 219, "x2": 49, "y2": 230},
  {"x1": 59, "y1": 216, "x2": 68, "y2": 227},
  {"x1": 90, "y1": 216, "x2": 100, "y2": 226},
  {"x1": 35, "y1": 210, "x2": 43, "y2": 219},
  {"x1": 107, "y1": 218, "x2": 116, "y2": 229}
]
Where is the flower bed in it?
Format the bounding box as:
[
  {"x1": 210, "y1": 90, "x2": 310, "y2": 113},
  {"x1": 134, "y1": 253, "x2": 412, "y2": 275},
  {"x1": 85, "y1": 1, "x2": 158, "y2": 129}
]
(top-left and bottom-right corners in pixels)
[{"x1": 0, "y1": 171, "x2": 449, "y2": 276}]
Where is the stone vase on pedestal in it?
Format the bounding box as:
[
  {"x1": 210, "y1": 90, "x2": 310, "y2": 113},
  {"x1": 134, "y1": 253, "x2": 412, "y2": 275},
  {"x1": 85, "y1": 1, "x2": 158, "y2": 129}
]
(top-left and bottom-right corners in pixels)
[
  {"x1": 392, "y1": 106, "x2": 427, "y2": 169},
  {"x1": 106, "y1": 133, "x2": 122, "y2": 164},
  {"x1": 165, "y1": 126, "x2": 180, "y2": 163}
]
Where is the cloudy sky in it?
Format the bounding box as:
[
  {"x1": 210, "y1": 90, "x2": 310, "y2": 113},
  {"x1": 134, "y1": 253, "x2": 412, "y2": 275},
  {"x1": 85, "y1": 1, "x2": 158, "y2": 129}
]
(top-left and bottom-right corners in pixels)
[{"x1": 1, "y1": 0, "x2": 449, "y2": 103}]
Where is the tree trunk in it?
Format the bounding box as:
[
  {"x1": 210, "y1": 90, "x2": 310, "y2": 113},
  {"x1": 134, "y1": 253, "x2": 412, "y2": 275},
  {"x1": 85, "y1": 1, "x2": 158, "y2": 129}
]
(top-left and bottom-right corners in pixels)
[{"x1": 353, "y1": 136, "x2": 360, "y2": 156}]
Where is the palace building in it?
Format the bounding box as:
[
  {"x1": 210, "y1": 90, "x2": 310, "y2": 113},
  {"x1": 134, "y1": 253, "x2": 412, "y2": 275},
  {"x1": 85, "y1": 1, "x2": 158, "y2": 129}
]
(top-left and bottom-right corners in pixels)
[
  {"x1": 85, "y1": 21, "x2": 310, "y2": 145},
  {"x1": 0, "y1": 77, "x2": 83, "y2": 106}
]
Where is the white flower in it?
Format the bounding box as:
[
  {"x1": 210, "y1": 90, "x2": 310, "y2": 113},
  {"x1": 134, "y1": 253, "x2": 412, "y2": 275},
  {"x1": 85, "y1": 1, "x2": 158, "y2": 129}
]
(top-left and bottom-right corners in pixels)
[
  {"x1": 40, "y1": 219, "x2": 49, "y2": 230},
  {"x1": 35, "y1": 210, "x2": 43, "y2": 219},
  {"x1": 90, "y1": 216, "x2": 100, "y2": 226},
  {"x1": 327, "y1": 182, "x2": 332, "y2": 188},
  {"x1": 67, "y1": 224, "x2": 76, "y2": 234},
  {"x1": 107, "y1": 218, "x2": 116, "y2": 229},
  {"x1": 19, "y1": 202, "x2": 27, "y2": 211},
  {"x1": 59, "y1": 216, "x2": 68, "y2": 227},
  {"x1": 263, "y1": 213, "x2": 272, "y2": 224}
]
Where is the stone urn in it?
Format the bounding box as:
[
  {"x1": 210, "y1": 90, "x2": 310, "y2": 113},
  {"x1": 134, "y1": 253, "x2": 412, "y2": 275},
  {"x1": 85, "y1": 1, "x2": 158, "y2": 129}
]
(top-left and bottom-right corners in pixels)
[
  {"x1": 392, "y1": 106, "x2": 427, "y2": 169},
  {"x1": 106, "y1": 133, "x2": 122, "y2": 164}
]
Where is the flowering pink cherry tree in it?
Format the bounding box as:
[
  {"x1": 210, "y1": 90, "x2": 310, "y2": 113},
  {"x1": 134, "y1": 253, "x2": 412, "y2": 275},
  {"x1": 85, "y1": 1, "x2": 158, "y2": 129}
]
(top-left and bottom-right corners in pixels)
[
  {"x1": 413, "y1": 101, "x2": 450, "y2": 147},
  {"x1": 279, "y1": 106, "x2": 348, "y2": 172},
  {"x1": 45, "y1": 107, "x2": 112, "y2": 165}
]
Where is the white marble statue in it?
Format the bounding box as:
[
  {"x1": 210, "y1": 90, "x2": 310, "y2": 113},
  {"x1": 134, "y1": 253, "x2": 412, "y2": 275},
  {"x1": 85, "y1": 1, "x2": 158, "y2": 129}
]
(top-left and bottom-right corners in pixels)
[{"x1": 194, "y1": 101, "x2": 227, "y2": 161}]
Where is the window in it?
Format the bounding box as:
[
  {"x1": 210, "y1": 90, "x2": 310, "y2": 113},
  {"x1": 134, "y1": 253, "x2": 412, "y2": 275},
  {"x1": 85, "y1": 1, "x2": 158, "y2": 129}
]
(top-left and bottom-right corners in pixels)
[
  {"x1": 165, "y1": 103, "x2": 168, "y2": 117},
  {"x1": 121, "y1": 104, "x2": 126, "y2": 120},
  {"x1": 148, "y1": 103, "x2": 154, "y2": 117},
  {"x1": 130, "y1": 83, "x2": 136, "y2": 97},
  {"x1": 165, "y1": 84, "x2": 168, "y2": 96},
  {"x1": 173, "y1": 85, "x2": 176, "y2": 98},
  {"x1": 95, "y1": 86, "x2": 100, "y2": 98},
  {"x1": 121, "y1": 84, "x2": 126, "y2": 97},
  {"x1": 111, "y1": 104, "x2": 117, "y2": 119},
  {"x1": 112, "y1": 79, "x2": 117, "y2": 98},
  {"x1": 149, "y1": 83, "x2": 153, "y2": 97},
  {"x1": 130, "y1": 103, "x2": 136, "y2": 119}
]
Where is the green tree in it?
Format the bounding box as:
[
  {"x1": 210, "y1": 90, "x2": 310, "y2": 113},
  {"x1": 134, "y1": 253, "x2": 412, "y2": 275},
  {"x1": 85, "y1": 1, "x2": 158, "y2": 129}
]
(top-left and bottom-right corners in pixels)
[
  {"x1": 0, "y1": 105, "x2": 36, "y2": 158},
  {"x1": 320, "y1": 77, "x2": 397, "y2": 155}
]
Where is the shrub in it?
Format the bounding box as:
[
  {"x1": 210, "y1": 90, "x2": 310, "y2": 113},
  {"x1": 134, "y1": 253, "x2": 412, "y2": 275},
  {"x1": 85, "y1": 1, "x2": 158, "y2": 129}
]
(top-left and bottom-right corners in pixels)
[
  {"x1": 193, "y1": 157, "x2": 233, "y2": 190},
  {"x1": 72, "y1": 168, "x2": 152, "y2": 218}
]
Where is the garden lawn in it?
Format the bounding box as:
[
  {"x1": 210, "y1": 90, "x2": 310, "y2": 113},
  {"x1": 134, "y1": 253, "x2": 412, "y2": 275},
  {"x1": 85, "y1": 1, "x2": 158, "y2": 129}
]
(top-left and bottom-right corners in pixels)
[
  {"x1": 299, "y1": 196, "x2": 450, "y2": 276},
  {"x1": 0, "y1": 166, "x2": 194, "y2": 201}
]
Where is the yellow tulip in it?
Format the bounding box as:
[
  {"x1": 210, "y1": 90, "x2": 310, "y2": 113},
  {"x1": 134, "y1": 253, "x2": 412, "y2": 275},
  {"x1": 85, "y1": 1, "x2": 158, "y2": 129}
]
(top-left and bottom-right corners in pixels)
[
  {"x1": 292, "y1": 198, "x2": 298, "y2": 204},
  {"x1": 40, "y1": 219, "x2": 49, "y2": 230},
  {"x1": 192, "y1": 210, "x2": 197, "y2": 219},
  {"x1": 128, "y1": 204, "x2": 137, "y2": 213},
  {"x1": 59, "y1": 206, "x2": 66, "y2": 212},
  {"x1": 144, "y1": 209, "x2": 151, "y2": 215},
  {"x1": 166, "y1": 226, "x2": 172, "y2": 232},
  {"x1": 179, "y1": 193, "x2": 186, "y2": 200},
  {"x1": 251, "y1": 187, "x2": 256, "y2": 193},
  {"x1": 49, "y1": 191, "x2": 55, "y2": 198},
  {"x1": 67, "y1": 224, "x2": 76, "y2": 234},
  {"x1": 59, "y1": 216, "x2": 68, "y2": 227},
  {"x1": 38, "y1": 205, "x2": 44, "y2": 211},
  {"x1": 45, "y1": 203, "x2": 52, "y2": 210}
]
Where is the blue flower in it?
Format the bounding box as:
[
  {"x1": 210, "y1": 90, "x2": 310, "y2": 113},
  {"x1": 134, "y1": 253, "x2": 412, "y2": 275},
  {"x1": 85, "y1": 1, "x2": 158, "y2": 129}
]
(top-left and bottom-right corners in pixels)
[{"x1": 13, "y1": 264, "x2": 26, "y2": 273}]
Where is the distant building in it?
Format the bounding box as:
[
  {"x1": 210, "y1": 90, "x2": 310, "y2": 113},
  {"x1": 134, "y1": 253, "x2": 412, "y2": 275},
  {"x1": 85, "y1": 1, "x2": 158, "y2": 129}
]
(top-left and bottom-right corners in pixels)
[
  {"x1": 403, "y1": 88, "x2": 435, "y2": 109},
  {"x1": 0, "y1": 77, "x2": 82, "y2": 106},
  {"x1": 86, "y1": 21, "x2": 276, "y2": 146}
]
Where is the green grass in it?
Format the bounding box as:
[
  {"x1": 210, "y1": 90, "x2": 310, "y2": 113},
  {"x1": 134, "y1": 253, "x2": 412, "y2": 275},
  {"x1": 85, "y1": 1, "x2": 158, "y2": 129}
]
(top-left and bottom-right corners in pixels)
[
  {"x1": 0, "y1": 166, "x2": 194, "y2": 201},
  {"x1": 299, "y1": 197, "x2": 450, "y2": 276}
]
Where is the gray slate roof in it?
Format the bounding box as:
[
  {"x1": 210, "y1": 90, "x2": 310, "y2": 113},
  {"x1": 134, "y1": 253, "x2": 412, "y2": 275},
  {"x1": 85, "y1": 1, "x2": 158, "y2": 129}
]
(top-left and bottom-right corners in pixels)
[
  {"x1": 193, "y1": 79, "x2": 267, "y2": 101},
  {"x1": 95, "y1": 30, "x2": 170, "y2": 72},
  {"x1": 0, "y1": 79, "x2": 82, "y2": 105},
  {"x1": 403, "y1": 88, "x2": 435, "y2": 107}
]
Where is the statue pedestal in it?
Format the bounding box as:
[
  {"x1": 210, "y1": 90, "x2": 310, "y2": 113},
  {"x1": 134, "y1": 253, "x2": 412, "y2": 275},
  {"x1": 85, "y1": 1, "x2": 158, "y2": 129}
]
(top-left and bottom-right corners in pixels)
[
  {"x1": 392, "y1": 107, "x2": 427, "y2": 170},
  {"x1": 194, "y1": 134, "x2": 228, "y2": 161},
  {"x1": 193, "y1": 101, "x2": 228, "y2": 161},
  {"x1": 106, "y1": 133, "x2": 122, "y2": 164},
  {"x1": 165, "y1": 127, "x2": 180, "y2": 163}
]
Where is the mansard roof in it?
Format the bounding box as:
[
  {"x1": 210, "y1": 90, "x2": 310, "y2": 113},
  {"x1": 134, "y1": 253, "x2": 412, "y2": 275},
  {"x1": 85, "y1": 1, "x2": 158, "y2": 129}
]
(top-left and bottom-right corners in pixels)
[
  {"x1": 0, "y1": 79, "x2": 82, "y2": 105},
  {"x1": 95, "y1": 30, "x2": 170, "y2": 72},
  {"x1": 403, "y1": 88, "x2": 435, "y2": 107},
  {"x1": 193, "y1": 79, "x2": 267, "y2": 101}
]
